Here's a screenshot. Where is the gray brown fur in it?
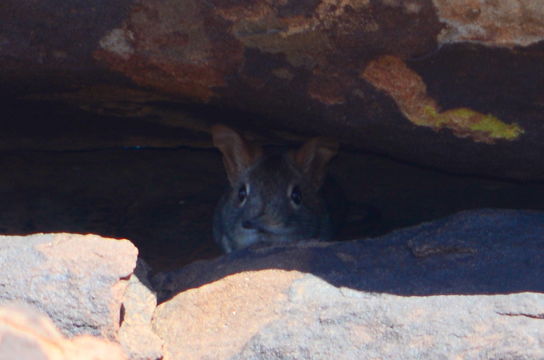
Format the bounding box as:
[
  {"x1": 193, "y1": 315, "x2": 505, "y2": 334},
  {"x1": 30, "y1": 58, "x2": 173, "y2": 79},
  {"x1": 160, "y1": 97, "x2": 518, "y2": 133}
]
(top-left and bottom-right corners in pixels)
[{"x1": 211, "y1": 125, "x2": 339, "y2": 253}]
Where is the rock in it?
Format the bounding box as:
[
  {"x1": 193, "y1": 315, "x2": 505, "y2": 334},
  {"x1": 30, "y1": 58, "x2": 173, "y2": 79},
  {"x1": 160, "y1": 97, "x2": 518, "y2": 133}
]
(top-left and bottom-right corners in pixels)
[
  {"x1": 0, "y1": 302, "x2": 127, "y2": 360},
  {"x1": 0, "y1": 233, "x2": 138, "y2": 340},
  {"x1": 434, "y1": 0, "x2": 544, "y2": 46},
  {"x1": 153, "y1": 269, "x2": 305, "y2": 360},
  {"x1": 119, "y1": 259, "x2": 164, "y2": 360},
  {"x1": 152, "y1": 209, "x2": 544, "y2": 359},
  {"x1": 2, "y1": 1, "x2": 544, "y2": 180}
]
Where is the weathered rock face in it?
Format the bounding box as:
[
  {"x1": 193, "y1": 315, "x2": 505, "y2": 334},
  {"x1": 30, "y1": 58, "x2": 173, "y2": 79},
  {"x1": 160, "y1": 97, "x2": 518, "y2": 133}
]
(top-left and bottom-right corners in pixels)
[
  {"x1": 0, "y1": 233, "x2": 138, "y2": 340},
  {"x1": 0, "y1": 210, "x2": 542, "y2": 359},
  {"x1": 2, "y1": 145, "x2": 544, "y2": 272},
  {"x1": 119, "y1": 259, "x2": 164, "y2": 360},
  {"x1": 0, "y1": 233, "x2": 163, "y2": 360},
  {"x1": 2, "y1": 1, "x2": 544, "y2": 180},
  {"x1": 435, "y1": 0, "x2": 544, "y2": 46},
  {"x1": 0, "y1": 303, "x2": 127, "y2": 360},
  {"x1": 152, "y1": 209, "x2": 544, "y2": 359}
]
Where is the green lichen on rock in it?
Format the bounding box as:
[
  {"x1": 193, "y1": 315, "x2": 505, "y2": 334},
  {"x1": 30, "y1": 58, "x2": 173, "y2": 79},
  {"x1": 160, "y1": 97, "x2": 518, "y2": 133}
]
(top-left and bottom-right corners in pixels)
[
  {"x1": 438, "y1": 108, "x2": 524, "y2": 142},
  {"x1": 417, "y1": 106, "x2": 523, "y2": 143},
  {"x1": 420, "y1": 105, "x2": 440, "y2": 125},
  {"x1": 362, "y1": 56, "x2": 524, "y2": 144},
  {"x1": 462, "y1": 110, "x2": 523, "y2": 140}
]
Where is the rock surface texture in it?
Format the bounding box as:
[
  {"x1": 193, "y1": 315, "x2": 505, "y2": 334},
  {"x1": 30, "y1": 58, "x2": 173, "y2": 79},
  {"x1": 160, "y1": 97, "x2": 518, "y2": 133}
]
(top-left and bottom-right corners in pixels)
[
  {"x1": 1, "y1": 1, "x2": 544, "y2": 180},
  {"x1": 152, "y1": 209, "x2": 544, "y2": 360},
  {"x1": 0, "y1": 210, "x2": 542, "y2": 359},
  {"x1": 0, "y1": 233, "x2": 138, "y2": 340},
  {"x1": 119, "y1": 259, "x2": 164, "y2": 360},
  {"x1": 0, "y1": 303, "x2": 127, "y2": 360}
]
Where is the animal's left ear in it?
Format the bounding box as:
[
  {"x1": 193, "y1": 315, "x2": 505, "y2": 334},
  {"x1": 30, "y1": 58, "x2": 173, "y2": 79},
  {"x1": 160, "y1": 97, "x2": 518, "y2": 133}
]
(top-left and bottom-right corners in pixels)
[
  {"x1": 211, "y1": 124, "x2": 262, "y2": 185},
  {"x1": 292, "y1": 137, "x2": 338, "y2": 187}
]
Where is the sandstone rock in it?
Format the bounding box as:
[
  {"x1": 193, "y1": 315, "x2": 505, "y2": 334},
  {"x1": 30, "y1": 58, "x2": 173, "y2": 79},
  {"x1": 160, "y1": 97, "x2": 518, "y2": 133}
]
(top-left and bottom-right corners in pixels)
[
  {"x1": 434, "y1": 0, "x2": 544, "y2": 46},
  {"x1": 0, "y1": 233, "x2": 138, "y2": 340},
  {"x1": 119, "y1": 259, "x2": 164, "y2": 360},
  {"x1": 2, "y1": 1, "x2": 544, "y2": 180},
  {"x1": 152, "y1": 209, "x2": 544, "y2": 359},
  {"x1": 0, "y1": 303, "x2": 127, "y2": 360}
]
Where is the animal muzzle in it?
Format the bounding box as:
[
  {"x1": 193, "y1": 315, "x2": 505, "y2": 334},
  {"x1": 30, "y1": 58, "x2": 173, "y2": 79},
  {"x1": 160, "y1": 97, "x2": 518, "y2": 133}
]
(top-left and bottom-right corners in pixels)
[{"x1": 242, "y1": 215, "x2": 286, "y2": 234}]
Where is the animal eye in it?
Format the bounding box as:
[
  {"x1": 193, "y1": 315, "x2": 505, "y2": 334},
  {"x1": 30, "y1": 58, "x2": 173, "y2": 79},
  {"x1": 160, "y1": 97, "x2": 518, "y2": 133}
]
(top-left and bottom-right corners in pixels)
[
  {"x1": 290, "y1": 185, "x2": 302, "y2": 205},
  {"x1": 238, "y1": 184, "x2": 248, "y2": 203}
]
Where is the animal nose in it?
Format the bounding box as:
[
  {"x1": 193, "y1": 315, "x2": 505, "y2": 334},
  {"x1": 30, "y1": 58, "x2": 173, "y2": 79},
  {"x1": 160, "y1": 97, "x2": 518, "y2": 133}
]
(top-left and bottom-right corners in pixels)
[
  {"x1": 242, "y1": 214, "x2": 271, "y2": 231},
  {"x1": 242, "y1": 215, "x2": 282, "y2": 233}
]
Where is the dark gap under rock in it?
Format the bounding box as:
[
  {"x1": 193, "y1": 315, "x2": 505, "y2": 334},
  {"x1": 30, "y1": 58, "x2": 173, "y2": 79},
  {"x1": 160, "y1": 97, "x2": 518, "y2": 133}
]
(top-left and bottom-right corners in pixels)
[{"x1": 1, "y1": 101, "x2": 543, "y2": 272}]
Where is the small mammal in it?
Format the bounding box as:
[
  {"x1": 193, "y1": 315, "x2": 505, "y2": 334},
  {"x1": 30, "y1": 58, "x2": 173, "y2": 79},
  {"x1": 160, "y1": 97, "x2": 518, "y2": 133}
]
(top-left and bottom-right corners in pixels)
[{"x1": 211, "y1": 124, "x2": 340, "y2": 253}]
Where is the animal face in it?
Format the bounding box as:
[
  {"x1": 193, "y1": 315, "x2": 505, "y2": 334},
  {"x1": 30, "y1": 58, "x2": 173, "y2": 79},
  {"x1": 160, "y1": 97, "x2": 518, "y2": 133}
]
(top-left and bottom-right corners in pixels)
[{"x1": 211, "y1": 125, "x2": 338, "y2": 252}]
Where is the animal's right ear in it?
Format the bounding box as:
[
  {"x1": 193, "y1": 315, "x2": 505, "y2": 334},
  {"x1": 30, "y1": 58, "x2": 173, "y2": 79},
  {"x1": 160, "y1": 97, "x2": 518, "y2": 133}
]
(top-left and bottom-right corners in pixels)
[
  {"x1": 292, "y1": 137, "x2": 338, "y2": 188},
  {"x1": 211, "y1": 124, "x2": 262, "y2": 185}
]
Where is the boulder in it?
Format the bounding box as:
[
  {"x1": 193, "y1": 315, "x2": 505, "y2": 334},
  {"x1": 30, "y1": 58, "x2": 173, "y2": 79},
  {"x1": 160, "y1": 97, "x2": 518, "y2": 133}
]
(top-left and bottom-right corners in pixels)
[
  {"x1": 0, "y1": 303, "x2": 127, "y2": 360},
  {"x1": 0, "y1": 233, "x2": 138, "y2": 340},
  {"x1": 1, "y1": 1, "x2": 544, "y2": 179},
  {"x1": 119, "y1": 259, "x2": 164, "y2": 360},
  {"x1": 152, "y1": 209, "x2": 544, "y2": 359}
]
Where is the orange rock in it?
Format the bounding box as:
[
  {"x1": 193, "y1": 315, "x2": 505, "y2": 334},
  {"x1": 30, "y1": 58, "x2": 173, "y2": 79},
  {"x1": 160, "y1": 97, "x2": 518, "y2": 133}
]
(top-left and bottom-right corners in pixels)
[
  {"x1": 151, "y1": 209, "x2": 544, "y2": 359},
  {"x1": 0, "y1": 233, "x2": 138, "y2": 340},
  {"x1": 0, "y1": 303, "x2": 127, "y2": 360}
]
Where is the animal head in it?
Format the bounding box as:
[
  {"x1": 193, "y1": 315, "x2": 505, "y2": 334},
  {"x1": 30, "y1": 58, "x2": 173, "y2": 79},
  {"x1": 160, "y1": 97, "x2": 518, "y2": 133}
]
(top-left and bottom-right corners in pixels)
[{"x1": 211, "y1": 124, "x2": 338, "y2": 252}]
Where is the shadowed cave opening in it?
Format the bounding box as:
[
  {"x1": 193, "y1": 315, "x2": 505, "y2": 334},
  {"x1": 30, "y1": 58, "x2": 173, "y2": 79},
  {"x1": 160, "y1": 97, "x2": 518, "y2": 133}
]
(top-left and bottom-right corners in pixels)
[{"x1": 2, "y1": 98, "x2": 544, "y2": 273}]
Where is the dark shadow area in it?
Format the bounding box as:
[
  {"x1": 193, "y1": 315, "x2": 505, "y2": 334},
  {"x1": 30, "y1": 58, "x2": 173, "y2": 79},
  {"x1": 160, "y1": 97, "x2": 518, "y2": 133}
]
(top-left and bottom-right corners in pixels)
[
  {"x1": 0, "y1": 146, "x2": 225, "y2": 270},
  {"x1": 153, "y1": 209, "x2": 544, "y2": 303},
  {"x1": 1, "y1": 99, "x2": 544, "y2": 278}
]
